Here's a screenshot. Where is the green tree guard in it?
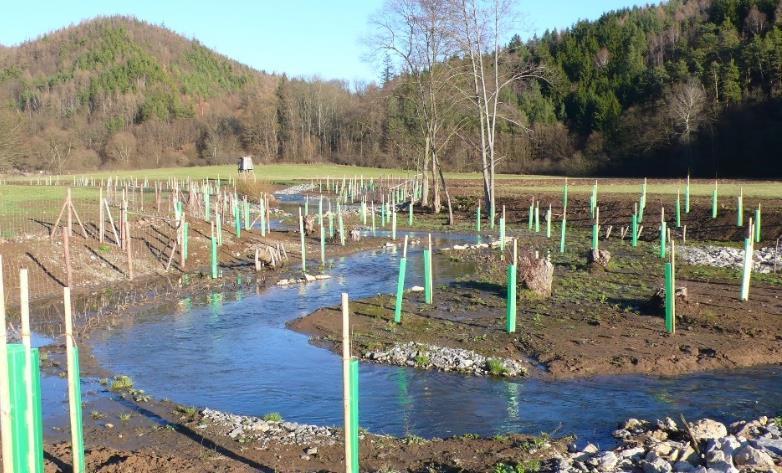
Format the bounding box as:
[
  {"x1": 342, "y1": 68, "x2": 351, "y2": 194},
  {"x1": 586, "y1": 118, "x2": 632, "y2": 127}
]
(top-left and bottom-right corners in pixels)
[
  {"x1": 69, "y1": 347, "x2": 85, "y2": 473},
  {"x1": 424, "y1": 250, "x2": 433, "y2": 304},
  {"x1": 534, "y1": 204, "x2": 540, "y2": 233},
  {"x1": 234, "y1": 206, "x2": 241, "y2": 238},
  {"x1": 737, "y1": 190, "x2": 743, "y2": 227},
  {"x1": 528, "y1": 203, "x2": 534, "y2": 230},
  {"x1": 183, "y1": 222, "x2": 189, "y2": 261},
  {"x1": 675, "y1": 192, "x2": 681, "y2": 228},
  {"x1": 592, "y1": 223, "x2": 599, "y2": 251},
  {"x1": 408, "y1": 201, "x2": 413, "y2": 226},
  {"x1": 349, "y1": 359, "x2": 359, "y2": 473},
  {"x1": 685, "y1": 175, "x2": 690, "y2": 213},
  {"x1": 560, "y1": 216, "x2": 567, "y2": 253},
  {"x1": 664, "y1": 263, "x2": 675, "y2": 333},
  {"x1": 476, "y1": 204, "x2": 481, "y2": 232},
  {"x1": 7, "y1": 344, "x2": 44, "y2": 473},
  {"x1": 562, "y1": 179, "x2": 568, "y2": 211},
  {"x1": 755, "y1": 206, "x2": 761, "y2": 243},
  {"x1": 711, "y1": 183, "x2": 718, "y2": 219},
  {"x1": 546, "y1": 205, "x2": 552, "y2": 238},
  {"x1": 660, "y1": 222, "x2": 667, "y2": 259},
  {"x1": 506, "y1": 264, "x2": 517, "y2": 333},
  {"x1": 394, "y1": 258, "x2": 407, "y2": 323},
  {"x1": 631, "y1": 213, "x2": 638, "y2": 248}
]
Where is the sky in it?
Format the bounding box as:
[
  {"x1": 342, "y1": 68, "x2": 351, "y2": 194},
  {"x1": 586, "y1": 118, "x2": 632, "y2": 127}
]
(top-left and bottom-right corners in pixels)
[{"x1": 0, "y1": 0, "x2": 653, "y2": 83}]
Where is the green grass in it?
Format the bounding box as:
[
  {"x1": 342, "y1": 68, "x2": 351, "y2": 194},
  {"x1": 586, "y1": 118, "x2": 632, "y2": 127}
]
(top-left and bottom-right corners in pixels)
[
  {"x1": 486, "y1": 358, "x2": 508, "y2": 376},
  {"x1": 0, "y1": 185, "x2": 99, "y2": 212},
  {"x1": 262, "y1": 412, "x2": 283, "y2": 422},
  {"x1": 110, "y1": 375, "x2": 134, "y2": 391}
]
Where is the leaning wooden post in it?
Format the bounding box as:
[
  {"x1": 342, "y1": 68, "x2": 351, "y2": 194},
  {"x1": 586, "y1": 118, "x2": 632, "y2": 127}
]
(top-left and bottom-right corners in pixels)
[
  {"x1": 506, "y1": 238, "x2": 517, "y2": 334},
  {"x1": 0, "y1": 257, "x2": 13, "y2": 473},
  {"x1": 64, "y1": 288, "x2": 85, "y2": 473},
  {"x1": 341, "y1": 293, "x2": 354, "y2": 473},
  {"x1": 394, "y1": 235, "x2": 408, "y2": 324},
  {"x1": 299, "y1": 208, "x2": 307, "y2": 273}
]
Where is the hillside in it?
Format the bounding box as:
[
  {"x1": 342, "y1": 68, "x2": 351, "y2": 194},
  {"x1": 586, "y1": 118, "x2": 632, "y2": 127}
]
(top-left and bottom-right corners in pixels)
[
  {"x1": 2, "y1": 2, "x2": 782, "y2": 177},
  {"x1": 0, "y1": 16, "x2": 366, "y2": 172}
]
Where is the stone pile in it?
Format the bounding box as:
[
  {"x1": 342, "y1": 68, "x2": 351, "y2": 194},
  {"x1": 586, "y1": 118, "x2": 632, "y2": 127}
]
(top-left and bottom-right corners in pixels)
[
  {"x1": 201, "y1": 408, "x2": 340, "y2": 449},
  {"x1": 679, "y1": 245, "x2": 781, "y2": 274},
  {"x1": 556, "y1": 416, "x2": 781, "y2": 472},
  {"x1": 363, "y1": 342, "x2": 526, "y2": 377}
]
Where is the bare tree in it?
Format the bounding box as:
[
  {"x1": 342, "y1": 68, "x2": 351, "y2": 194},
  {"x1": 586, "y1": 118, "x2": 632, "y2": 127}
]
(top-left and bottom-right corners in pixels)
[
  {"x1": 448, "y1": 0, "x2": 545, "y2": 217},
  {"x1": 0, "y1": 109, "x2": 24, "y2": 170},
  {"x1": 369, "y1": 0, "x2": 463, "y2": 222},
  {"x1": 667, "y1": 78, "x2": 707, "y2": 144},
  {"x1": 105, "y1": 131, "x2": 137, "y2": 168}
]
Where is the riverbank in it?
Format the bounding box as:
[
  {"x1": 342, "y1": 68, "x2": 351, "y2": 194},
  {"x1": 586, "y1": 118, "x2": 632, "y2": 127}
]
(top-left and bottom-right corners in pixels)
[{"x1": 290, "y1": 229, "x2": 782, "y2": 380}]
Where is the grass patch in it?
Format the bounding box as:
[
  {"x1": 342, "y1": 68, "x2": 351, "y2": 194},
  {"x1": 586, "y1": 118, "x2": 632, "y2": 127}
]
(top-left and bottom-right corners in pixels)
[
  {"x1": 110, "y1": 375, "x2": 134, "y2": 391},
  {"x1": 262, "y1": 412, "x2": 283, "y2": 422},
  {"x1": 414, "y1": 353, "x2": 430, "y2": 367},
  {"x1": 486, "y1": 358, "x2": 508, "y2": 376},
  {"x1": 175, "y1": 405, "x2": 199, "y2": 419}
]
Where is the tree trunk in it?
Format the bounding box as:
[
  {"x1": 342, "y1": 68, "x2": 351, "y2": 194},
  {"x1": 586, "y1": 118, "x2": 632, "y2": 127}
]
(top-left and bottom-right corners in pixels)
[
  {"x1": 436, "y1": 155, "x2": 453, "y2": 225},
  {"x1": 421, "y1": 135, "x2": 431, "y2": 207},
  {"x1": 432, "y1": 145, "x2": 441, "y2": 214}
]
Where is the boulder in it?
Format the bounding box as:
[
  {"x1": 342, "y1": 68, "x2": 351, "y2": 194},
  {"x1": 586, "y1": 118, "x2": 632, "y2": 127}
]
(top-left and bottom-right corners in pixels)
[
  {"x1": 690, "y1": 419, "x2": 728, "y2": 440},
  {"x1": 651, "y1": 286, "x2": 689, "y2": 310},
  {"x1": 303, "y1": 215, "x2": 316, "y2": 235},
  {"x1": 733, "y1": 445, "x2": 776, "y2": 469},
  {"x1": 518, "y1": 252, "x2": 554, "y2": 297}
]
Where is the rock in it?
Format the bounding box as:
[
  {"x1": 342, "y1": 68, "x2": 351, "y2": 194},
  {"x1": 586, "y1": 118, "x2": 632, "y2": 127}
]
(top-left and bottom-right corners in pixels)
[
  {"x1": 314, "y1": 274, "x2": 331, "y2": 280},
  {"x1": 733, "y1": 445, "x2": 775, "y2": 469},
  {"x1": 596, "y1": 451, "x2": 619, "y2": 471},
  {"x1": 657, "y1": 417, "x2": 679, "y2": 433},
  {"x1": 350, "y1": 229, "x2": 361, "y2": 242},
  {"x1": 642, "y1": 457, "x2": 673, "y2": 473},
  {"x1": 624, "y1": 418, "x2": 647, "y2": 431},
  {"x1": 518, "y1": 252, "x2": 554, "y2": 297},
  {"x1": 303, "y1": 273, "x2": 317, "y2": 283},
  {"x1": 410, "y1": 285, "x2": 425, "y2": 292},
  {"x1": 587, "y1": 249, "x2": 611, "y2": 269},
  {"x1": 672, "y1": 461, "x2": 695, "y2": 472},
  {"x1": 305, "y1": 446, "x2": 318, "y2": 456},
  {"x1": 303, "y1": 215, "x2": 316, "y2": 235},
  {"x1": 690, "y1": 419, "x2": 728, "y2": 440},
  {"x1": 651, "y1": 286, "x2": 688, "y2": 310}
]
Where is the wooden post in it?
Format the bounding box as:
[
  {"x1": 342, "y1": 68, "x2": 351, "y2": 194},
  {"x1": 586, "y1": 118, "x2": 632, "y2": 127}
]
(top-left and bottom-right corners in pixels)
[
  {"x1": 99, "y1": 187, "x2": 104, "y2": 243},
  {"x1": 341, "y1": 293, "x2": 353, "y2": 473},
  {"x1": 20, "y1": 269, "x2": 35, "y2": 472},
  {"x1": 67, "y1": 188, "x2": 73, "y2": 237},
  {"x1": 0, "y1": 257, "x2": 13, "y2": 473},
  {"x1": 127, "y1": 219, "x2": 134, "y2": 280},
  {"x1": 63, "y1": 214, "x2": 73, "y2": 288},
  {"x1": 64, "y1": 287, "x2": 85, "y2": 472}
]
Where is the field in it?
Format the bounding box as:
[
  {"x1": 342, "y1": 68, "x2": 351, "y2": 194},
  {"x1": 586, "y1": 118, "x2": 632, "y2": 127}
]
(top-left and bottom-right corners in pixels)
[{"x1": 0, "y1": 165, "x2": 780, "y2": 472}]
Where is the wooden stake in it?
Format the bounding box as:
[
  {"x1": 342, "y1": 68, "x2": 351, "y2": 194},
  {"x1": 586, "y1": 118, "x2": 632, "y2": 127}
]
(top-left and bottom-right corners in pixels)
[
  {"x1": 99, "y1": 188, "x2": 104, "y2": 243},
  {"x1": 63, "y1": 214, "x2": 72, "y2": 288},
  {"x1": 341, "y1": 293, "x2": 353, "y2": 473},
  {"x1": 64, "y1": 287, "x2": 84, "y2": 472},
  {"x1": 126, "y1": 219, "x2": 134, "y2": 280}
]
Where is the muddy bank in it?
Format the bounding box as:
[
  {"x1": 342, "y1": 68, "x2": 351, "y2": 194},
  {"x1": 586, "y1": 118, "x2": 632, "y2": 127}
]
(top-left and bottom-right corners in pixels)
[{"x1": 290, "y1": 230, "x2": 782, "y2": 380}]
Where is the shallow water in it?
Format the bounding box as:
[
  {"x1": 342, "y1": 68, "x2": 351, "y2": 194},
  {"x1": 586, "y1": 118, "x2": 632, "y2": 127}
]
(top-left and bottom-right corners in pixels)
[{"x1": 81, "y1": 230, "x2": 782, "y2": 446}]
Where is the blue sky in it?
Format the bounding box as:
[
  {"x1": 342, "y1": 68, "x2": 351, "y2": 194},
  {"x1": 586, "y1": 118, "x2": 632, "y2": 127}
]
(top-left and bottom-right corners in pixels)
[{"x1": 0, "y1": 1, "x2": 652, "y2": 83}]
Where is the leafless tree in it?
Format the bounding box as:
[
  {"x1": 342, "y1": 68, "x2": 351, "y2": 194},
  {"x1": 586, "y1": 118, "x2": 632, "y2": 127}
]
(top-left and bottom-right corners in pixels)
[
  {"x1": 369, "y1": 0, "x2": 463, "y2": 222},
  {"x1": 448, "y1": 0, "x2": 545, "y2": 217},
  {"x1": 666, "y1": 78, "x2": 707, "y2": 144}
]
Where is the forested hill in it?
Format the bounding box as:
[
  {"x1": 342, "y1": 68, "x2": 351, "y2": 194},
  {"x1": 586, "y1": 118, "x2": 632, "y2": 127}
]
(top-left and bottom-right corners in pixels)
[
  {"x1": 519, "y1": 0, "x2": 782, "y2": 177},
  {"x1": 2, "y1": 3, "x2": 782, "y2": 177}
]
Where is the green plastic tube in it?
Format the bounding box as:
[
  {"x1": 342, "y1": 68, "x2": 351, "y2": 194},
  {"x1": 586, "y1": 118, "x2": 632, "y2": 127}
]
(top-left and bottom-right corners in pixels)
[
  {"x1": 394, "y1": 257, "x2": 407, "y2": 323},
  {"x1": 631, "y1": 213, "x2": 638, "y2": 248},
  {"x1": 211, "y1": 236, "x2": 218, "y2": 278},
  {"x1": 69, "y1": 347, "x2": 85, "y2": 473},
  {"x1": 660, "y1": 221, "x2": 667, "y2": 259},
  {"x1": 424, "y1": 249, "x2": 432, "y2": 304},
  {"x1": 675, "y1": 193, "x2": 681, "y2": 228},
  {"x1": 506, "y1": 264, "x2": 517, "y2": 333},
  {"x1": 476, "y1": 204, "x2": 481, "y2": 232},
  {"x1": 755, "y1": 206, "x2": 761, "y2": 243},
  {"x1": 664, "y1": 263, "x2": 674, "y2": 333},
  {"x1": 349, "y1": 359, "x2": 359, "y2": 473},
  {"x1": 499, "y1": 217, "x2": 505, "y2": 252},
  {"x1": 560, "y1": 217, "x2": 567, "y2": 253},
  {"x1": 592, "y1": 223, "x2": 599, "y2": 251}
]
